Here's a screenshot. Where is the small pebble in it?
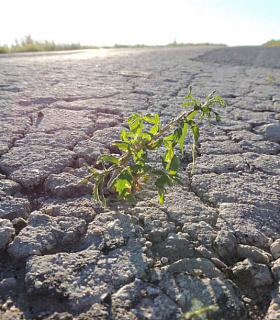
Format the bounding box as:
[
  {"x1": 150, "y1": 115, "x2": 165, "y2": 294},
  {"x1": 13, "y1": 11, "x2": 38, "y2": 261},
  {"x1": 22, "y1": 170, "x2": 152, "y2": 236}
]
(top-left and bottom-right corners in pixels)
[
  {"x1": 144, "y1": 217, "x2": 152, "y2": 225},
  {"x1": 31, "y1": 249, "x2": 41, "y2": 255},
  {"x1": 6, "y1": 299, "x2": 13, "y2": 308},
  {"x1": 211, "y1": 257, "x2": 227, "y2": 269},
  {"x1": 142, "y1": 246, "x2": 147, "y2": 253},
  {"x1": 161, "y1": 257, "x2": 169, "y2": 264},
  {"x1": 271, "y1": 239, "x2": 280, "y2": 260},
  {"x1": 140, "y1": 237, "x2": 146, "y2": 244},
  {"x1": 177, "y1": 294, "x2": 186, "y2": 308},
  {"x1": 192, "y1": 269, "x2": 203, "y2": 277},
  {"x1": 34, "y1": 280, "x2": 43, "y2": 289},
  {"x1": 46, "y1": 244, "x2": 53, "y2": 251},
  {"x1": 76, "y1": 158, "x2": 86, "y2": 168},
  {"x1": 0, "y1": 277, "x2": 17, "y2": 289},
  {"x1": 271, "y1": 303, "x2": 280, "y2": 311},
  {"x1": 145, "y1": 241, "x2": 153, "y2": 248},
  {"x1": 12, "y1": 217, "x2": 27, "y2": 228},
  {"x1": 119, "y1": 273, "x2": 130, "y2": 282}
]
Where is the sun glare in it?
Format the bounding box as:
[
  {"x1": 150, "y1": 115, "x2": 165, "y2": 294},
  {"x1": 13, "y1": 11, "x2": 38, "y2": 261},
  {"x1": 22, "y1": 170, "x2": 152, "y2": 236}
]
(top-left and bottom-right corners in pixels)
[
  {"x1": 97, "y1": 48, "x2": 107, "y2": 57},
  {"x1": 59, "y1": 48, "x2": 108, "y2": 60}
]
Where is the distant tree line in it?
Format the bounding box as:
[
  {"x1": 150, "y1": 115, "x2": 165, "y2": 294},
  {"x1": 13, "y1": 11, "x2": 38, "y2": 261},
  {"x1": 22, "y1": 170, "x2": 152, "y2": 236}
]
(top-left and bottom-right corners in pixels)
[
  {"x1": 0, "y1": 35, "x2": 100, "y2": 54},
  {"x1": 5, "y1": 35, "x2": 279, "y2": 54}
]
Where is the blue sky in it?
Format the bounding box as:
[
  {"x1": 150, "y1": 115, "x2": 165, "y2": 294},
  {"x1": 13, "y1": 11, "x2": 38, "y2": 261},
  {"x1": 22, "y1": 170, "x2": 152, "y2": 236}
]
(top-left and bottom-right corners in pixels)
[{"x1": 1, "y1": 0, "x2": 279, "y2": 46}]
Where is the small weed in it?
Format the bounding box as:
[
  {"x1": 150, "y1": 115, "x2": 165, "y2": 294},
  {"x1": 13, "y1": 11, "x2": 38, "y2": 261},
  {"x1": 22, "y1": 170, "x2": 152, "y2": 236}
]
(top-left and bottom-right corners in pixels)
[
  {"x1": 181, "y1": 299, "x2": 219, "y2": 319},
  {"x1": 268, "y1": 74, "x2": 276, "y2": 83},
  {"x1": 81, "y1": 86, "x2": 225, "y2": 205}
]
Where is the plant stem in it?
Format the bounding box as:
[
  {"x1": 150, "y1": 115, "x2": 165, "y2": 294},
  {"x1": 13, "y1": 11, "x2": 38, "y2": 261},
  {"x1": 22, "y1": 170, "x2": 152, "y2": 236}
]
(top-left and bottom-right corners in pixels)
[{"x1": 150, "y1": 108, "x2": 197, "y2": 142}]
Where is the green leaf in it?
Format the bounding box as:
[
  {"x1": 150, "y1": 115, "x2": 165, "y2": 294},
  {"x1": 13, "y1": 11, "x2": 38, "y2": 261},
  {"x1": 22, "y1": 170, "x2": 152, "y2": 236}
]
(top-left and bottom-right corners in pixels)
[
  {"x1": 120, "y1": 129, "x2": 129, "y2": 142},
  {"x1": 79, "y1": 176, "x2": 90, "y2": 185},
  {"x1": 151, "y1": 169, "x2": 166, "y2": 176},
  {"x1": 115, "y1": 168, "x2": 133, "y2": 197},
  {"x1": 179, "y1": 121, "x2": 188, "y2": 155},
  {"x1": 142, "y1": 132, "x2": 153, "y2": 142},
  {"x1": 214, "y1": 112, "x2": 221, "y2": 122},
  {"x1": 201, "y1": 106, "x2": 211, "y2": 117},
  {"x1": 172, "y1": 127, "x2": 182, "y2": 145},
  {"x1": 211, "y1": 96, "x2": 226, "y2": 107},
  {"x1": 155, "y1": 173, "x2": 173, "y2": 188},
  {"x1": 99, "y1": 177, "x2": 106, "y2": 206},
  {"x1": 93, "y1": 176, "x2": 106, "y2": 205},
  {"x1": 180, "y1": 100, "x2": 196, "y2": 108},
  {"x1": 147, "y1": 138, "x2": 163, "y2": 150},
  {"x1": 127, "y1": 113, "x2": 140, "y2": 124},
  {"x1": 205, "y1": 90, "x2": 216, "y2": 102},
  {"x1": 124, "y1": 193, "x2": 136, "y2": 201},
  {"x1": 79, "y1": 166, "x2": 102, "y2": 184},
  {"x1": 154, "y1": 114, "x2": 160, "y2": 124},
  {"x1": 163, "y1": 134, "x2": 173, "y2": 148},
  {"x1": 133, "y1": 148, "x2": 147, "y2": 164},
  {"x1": 190, "y1": 122, "x2": 200, "y2": 142},
  {"x1": 153, "y1": 169, "x2": 181, "y2": 187},
  {"x1": 113, "y1": 141, "x2": 131, "y2": 152},
  {"x1": 187, "y1": 110, "x2": 199, "y2": 120},
  {"x1": 161, "y1": 156, "x2": 167, "y2": 169},
  {"x1": 129, "y1": 119, "x2": 141, "y2": 132},
  {"x1": 163, "y1": 133, "x2": 174, "y2": 149},
  {"x1": 155, "y1": 176, "x2": 165, "y2": 188},
  {"x1": 181, "y1": 86, "x2": 199, "y2": 108},
  {"x1": 190, "y1": 121, "x2": 200, "y2": 169},
  {"x1": 164, "y1": 147, "x2": 174, "y2": 164},
  {"x1": 150, "y1": 124, "x2": 159, "y2": 135},
  {"x1": 97, "y1": 154, "x2": 120, "y2": 165},
  {"x1": 128, "y1": 114, "x2": 144, "y2": 137},
  {"x1": 164, "y1": 133, "x2": 174, "y2": 141},
  {"x1": 168, "y1": 155, "x2": 181, "y2": 175},
  {"x1": 185, "y1": 85, "x2": 193, "y2": 100},
  {"x1": 130, "y1": 164, "x2": 151, "y2": 174},
  {"x1": 143, "y1": 114, "x2": 160, "y2": 124},
  {"x1": 93, "y1": 182, "x2": 100, "y2": 203},
  {"x1": 171, "y1": 175, "x2": 184, "y2": 186},
  {"x1": 158, "y1": 187, "x2": 164, "y2": 204},
  {"x1": 163, "y1": 140, "x2": 172, "y2": 149}
]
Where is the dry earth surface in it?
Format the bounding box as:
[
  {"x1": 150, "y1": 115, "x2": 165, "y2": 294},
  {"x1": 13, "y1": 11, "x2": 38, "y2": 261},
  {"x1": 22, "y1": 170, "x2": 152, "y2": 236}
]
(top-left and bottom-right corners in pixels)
[{"x1": 0, "y1": 46, "x2": 280, "y2": 319}]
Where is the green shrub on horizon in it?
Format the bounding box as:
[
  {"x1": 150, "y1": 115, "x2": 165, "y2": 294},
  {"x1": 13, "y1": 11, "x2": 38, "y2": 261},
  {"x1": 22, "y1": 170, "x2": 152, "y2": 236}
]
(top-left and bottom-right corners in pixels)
[
  {"x1": 262, "y1": 39, "x2": 280, "y2": 47},
  {"x1": 0, "y1": 35, "x2": 102, "y2": 54},
  {"x1": 10, "y1": 35, "x2": 86, "y2": 53},
  {"x1": 166, "y1": 39, "x2": 226, "y2": 47},
  {"x1": 0, "y1": 45, "x2": 10, "y2": 54},
  {"x1": 0, "y1": 34, "x2": 229, "y2": 54},
  {"x1": 113, "y1": 44, "x2": 147, "y2": 48}
]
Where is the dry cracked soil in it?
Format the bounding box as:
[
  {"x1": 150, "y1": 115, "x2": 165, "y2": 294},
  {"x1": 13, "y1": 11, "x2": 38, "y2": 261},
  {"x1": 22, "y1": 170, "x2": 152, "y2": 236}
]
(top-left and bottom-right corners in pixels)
[{"x1": 0, "y1": 46, "x2": 280, "y2": 320}]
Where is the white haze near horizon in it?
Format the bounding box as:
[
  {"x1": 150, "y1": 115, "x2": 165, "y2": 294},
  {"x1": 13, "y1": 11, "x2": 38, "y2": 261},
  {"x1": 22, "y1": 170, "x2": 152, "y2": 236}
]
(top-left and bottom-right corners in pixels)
[{"x1": 0, "y1": 0, "x2": 279, "y2": 47}]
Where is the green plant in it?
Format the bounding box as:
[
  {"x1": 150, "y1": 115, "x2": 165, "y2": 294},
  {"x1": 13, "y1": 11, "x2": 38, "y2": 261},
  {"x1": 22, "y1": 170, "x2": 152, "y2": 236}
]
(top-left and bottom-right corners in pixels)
[
  {"x1": 181, "y1": 298, "x2": 219, "y2": 319},
  {"x1": 81, "y1": 86, "x2": 225, "y2": 205},
  {"x1": 268, "y1": 74, "x2": 276, "y2": 83}
]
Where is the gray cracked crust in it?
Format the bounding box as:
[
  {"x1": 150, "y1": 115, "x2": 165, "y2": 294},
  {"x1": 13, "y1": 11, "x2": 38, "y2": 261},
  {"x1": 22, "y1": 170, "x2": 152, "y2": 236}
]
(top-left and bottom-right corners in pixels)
[{"x1": 0, "y1": 46, "x2": 280, "y2": 320}]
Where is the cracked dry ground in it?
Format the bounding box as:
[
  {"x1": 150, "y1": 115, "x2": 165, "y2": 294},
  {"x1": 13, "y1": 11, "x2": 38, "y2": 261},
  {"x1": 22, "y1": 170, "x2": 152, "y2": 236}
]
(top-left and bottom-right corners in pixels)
[{"x1": 0, "y1": 46, "x2": 280, "y2": 320}]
